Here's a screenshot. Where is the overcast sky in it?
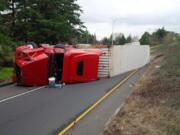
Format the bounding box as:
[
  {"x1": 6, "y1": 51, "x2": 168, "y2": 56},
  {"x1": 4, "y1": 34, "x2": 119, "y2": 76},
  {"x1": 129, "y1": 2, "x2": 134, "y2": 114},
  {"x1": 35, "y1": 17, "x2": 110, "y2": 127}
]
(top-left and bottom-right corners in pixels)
[{"x1": 77, "y1": 0, "x2": 180, "y2": 39}]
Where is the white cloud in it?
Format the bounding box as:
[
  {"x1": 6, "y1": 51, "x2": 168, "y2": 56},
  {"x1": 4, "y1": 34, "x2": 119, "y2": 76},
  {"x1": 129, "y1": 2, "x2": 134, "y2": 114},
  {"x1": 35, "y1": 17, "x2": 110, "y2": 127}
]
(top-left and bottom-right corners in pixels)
[{"x1": 77, "y1": 0, "x2": 180, "y2": 39}]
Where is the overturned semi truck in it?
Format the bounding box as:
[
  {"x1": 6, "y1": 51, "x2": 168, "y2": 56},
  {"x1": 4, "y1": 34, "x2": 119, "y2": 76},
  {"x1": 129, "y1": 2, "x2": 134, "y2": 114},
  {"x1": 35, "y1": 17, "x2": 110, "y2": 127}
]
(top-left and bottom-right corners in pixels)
[
  {"x1": 13, "y1": 42, "x2": 150, "y2": 86},
  {"x1": 13, "y1": 43, "x2": 102, "y2": 86}
]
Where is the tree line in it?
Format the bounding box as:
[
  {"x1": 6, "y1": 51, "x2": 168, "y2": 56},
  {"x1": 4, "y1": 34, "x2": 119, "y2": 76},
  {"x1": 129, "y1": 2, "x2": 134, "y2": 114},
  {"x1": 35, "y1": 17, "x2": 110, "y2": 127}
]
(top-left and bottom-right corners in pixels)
[
  {"x1": 79, "y1": 32, "x2": 133, "y2": 45},
  {"x1": 0, "y1": 0, "x2": 84, "y2": 44},
  {"x1": 140, "y1": 27, "x2": 180, "y2": 45},
  {"x1": 101, "y1": 34, "x2": 132, "y2": 45},
  {"x1": 79, "y1": 33, "x2": 133, "y2": 45},
  {"x1": 0, "y1": 0, "x2": 84, "y2": 66}
]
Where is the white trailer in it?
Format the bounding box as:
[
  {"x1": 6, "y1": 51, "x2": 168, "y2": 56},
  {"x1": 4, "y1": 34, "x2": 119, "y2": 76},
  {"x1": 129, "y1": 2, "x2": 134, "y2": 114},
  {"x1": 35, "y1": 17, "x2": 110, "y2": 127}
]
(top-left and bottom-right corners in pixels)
[{"x1": 98, "y1": 42, "x2": 150, "y2": 78}]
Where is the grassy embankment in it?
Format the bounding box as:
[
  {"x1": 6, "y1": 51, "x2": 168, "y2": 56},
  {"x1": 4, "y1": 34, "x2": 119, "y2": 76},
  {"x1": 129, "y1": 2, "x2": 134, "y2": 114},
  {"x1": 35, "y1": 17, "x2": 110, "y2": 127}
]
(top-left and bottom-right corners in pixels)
[
  {"x1": 0, "y1": 67, "x2": 13, "y2": 81},
  {"x1": 104, "y1": 42, "x2": 180, "y2": 135}
]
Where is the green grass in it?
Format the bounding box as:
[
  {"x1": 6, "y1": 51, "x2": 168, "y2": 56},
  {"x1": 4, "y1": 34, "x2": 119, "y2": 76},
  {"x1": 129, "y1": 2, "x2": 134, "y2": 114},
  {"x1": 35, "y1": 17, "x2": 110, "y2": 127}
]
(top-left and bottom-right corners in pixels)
[
  {"x1": 0, "y1": 67, "x2": 13, "y2": 81},
  {"x1": 159, "y1": 42, "x2": 180, "y2": 76}
]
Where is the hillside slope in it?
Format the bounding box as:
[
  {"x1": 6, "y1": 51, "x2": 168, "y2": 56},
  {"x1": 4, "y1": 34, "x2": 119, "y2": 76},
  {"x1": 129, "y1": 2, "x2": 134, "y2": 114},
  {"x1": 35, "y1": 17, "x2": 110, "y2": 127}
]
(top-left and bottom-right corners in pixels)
[{"x1": 104, "y1": 42, "x2": 180, "y2": 135}]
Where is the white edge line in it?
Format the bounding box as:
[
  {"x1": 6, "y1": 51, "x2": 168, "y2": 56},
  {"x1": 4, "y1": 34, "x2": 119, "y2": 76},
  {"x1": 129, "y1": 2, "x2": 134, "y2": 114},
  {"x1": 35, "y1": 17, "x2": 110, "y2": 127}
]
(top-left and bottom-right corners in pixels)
[
  {"x1": 0, "y1": 86, "x2": 46, "y2": 104},
  {"x1": 104, "y1": 103, "x2": 124, "y2": 129}
]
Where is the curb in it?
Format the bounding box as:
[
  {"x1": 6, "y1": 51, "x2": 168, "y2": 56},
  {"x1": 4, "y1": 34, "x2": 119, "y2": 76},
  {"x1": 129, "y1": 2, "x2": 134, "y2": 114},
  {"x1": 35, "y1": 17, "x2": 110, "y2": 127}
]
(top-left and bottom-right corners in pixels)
[{"x1": 0, "y1": 80, "x2": 14, "y2": 87}]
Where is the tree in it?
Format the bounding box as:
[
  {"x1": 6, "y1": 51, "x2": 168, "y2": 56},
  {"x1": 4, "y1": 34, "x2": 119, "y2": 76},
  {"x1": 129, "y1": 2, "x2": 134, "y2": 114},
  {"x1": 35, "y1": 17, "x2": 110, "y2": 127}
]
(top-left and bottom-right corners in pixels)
[
  {"x1": 79, "y1": 30, "x2": 97, "y2": 44},
  {"x1": 115, "y1": 34, "x2": 126, "y2": 45},
  {"x1": 155, "y1": 27, "x2": 167, "y2": 40},
  {"x1": 102, "y1": 37, "x2": 111, "y2": 45},
  {"x1": 140, "y1": 32, "x2": 151, "y2": 45},
  {"x1": 0, "y1": 0, "x2": 19, "y2": 37},
  {"x1": 2, "y1": 0, "x2": 84, "y2": 44},
  {"x1": 120, "y1": 35, "x2": 127, "y2": 45},
  {"x1": 32, "y1": 0, "x2": 83, "y2": 44},
  {"x1": 0, "y1": 0, "x2": 7, "y2": 32},
  {"x1": 0, "y1": 0, "x2": 17, "y2": 67},
  {"x1": 126, "y1": 35, "x2": 132, "y2": 43},
  {"x1": 101, "y1": 33, "x2": 129, "y2": 45},
  {"x1": 0, "y1": 0, "x2": 6, "y2": 11}
]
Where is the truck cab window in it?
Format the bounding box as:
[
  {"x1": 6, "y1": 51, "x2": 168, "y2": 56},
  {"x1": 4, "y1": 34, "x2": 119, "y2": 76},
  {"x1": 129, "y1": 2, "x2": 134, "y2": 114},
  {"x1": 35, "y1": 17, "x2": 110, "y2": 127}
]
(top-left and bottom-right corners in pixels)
[{"x1": 77, "y1": 61, "x2": 84, "y2": 76}]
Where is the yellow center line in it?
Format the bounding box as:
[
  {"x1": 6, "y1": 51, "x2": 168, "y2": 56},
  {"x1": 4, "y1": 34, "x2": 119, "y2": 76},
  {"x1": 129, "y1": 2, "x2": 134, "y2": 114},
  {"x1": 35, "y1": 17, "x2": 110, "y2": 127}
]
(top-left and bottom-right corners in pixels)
[{"x1": 58, "y1": 69, "x2": 138, "y2": 135}]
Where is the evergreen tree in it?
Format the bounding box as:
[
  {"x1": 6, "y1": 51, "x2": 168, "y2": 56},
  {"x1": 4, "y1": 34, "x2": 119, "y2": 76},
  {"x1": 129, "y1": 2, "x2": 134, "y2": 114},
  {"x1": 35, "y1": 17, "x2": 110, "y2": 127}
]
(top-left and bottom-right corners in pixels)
[
  {"x1": 102, "y1": 37, "x2": 111, "y2": 45},
  {"x1": 154, "y1": 27, "x2": 167, "y2": 41},
  {"x1": 0, "y1": 0, "x2": 19, "y2": 37},
  {"x1": 79, "y1": 30, "x2": 97, "y2": 44},
  {"x1": 2, "y1": 0, "x2": 84, "y2": 44},
  {"x1": 117, "y1": 34, "x2": 126, "y2": 45},
  {"x1": 0, "y1": 0, "x2": 6, "y2": 11},
  {"x1": 0, "y1": 0, "x2": 16, "y2": 66},
  {"x1": 0, "y1": 0, "x2": 8, "y2": 33},
  {"x1": 140, "y1": 32, "x2": 151, "y2": 45},
  {"x1": 126, "y1": 35, "x2": 132, "y2": 43}
]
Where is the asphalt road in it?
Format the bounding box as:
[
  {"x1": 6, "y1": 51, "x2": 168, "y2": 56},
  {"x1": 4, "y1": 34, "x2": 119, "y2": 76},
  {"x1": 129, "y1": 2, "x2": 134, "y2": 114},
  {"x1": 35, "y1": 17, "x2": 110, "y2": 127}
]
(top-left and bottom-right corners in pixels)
[
  {"x1": 0, "y1": 84, "x2": 37, "y2": 101},
  {"x1": 68, "y1": 67, "x2": 147, "y2": 135},
  {"x1": 0, "y1": 72, "x2": 130, "y2": 135}
]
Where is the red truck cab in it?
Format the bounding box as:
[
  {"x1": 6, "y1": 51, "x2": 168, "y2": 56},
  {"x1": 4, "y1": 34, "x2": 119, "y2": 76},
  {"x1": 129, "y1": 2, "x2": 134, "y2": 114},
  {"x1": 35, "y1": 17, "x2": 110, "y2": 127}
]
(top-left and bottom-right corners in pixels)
[{"x1": 13, "y1": 43, "x2": 102, "y2": 86}]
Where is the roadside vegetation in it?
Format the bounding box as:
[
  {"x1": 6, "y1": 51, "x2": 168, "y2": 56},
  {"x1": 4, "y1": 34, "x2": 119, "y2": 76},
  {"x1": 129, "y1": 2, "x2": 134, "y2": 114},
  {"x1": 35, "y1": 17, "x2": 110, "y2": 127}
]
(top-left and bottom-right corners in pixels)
[
  {"x1": 140, "y1": 27, "x2": 180, "y2": 45},
  {"x1": 0, "y1": 67, "x2": 13, "y2": 81},
  {"x1": 104, "y1": 42, "x2": 180, "y2": 135}
]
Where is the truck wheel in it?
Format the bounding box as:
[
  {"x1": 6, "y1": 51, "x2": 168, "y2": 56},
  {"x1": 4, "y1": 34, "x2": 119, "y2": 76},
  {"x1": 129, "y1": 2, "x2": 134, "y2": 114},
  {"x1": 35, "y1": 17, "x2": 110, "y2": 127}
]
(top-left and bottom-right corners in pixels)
[{"x1": 27, "y1": 42, "x2": 38, "y2": 48}]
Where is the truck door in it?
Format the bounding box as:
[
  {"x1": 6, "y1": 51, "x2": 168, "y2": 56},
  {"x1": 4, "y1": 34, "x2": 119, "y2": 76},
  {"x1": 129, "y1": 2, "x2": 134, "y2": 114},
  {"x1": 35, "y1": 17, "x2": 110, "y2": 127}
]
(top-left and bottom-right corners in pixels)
[{"x1": 69, "y1": 54, "x2": 99, "y2": 83}]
